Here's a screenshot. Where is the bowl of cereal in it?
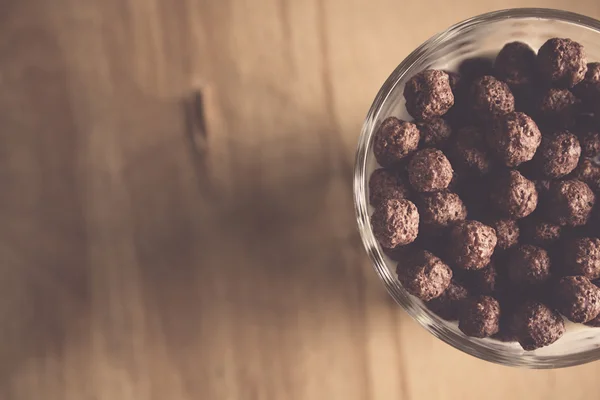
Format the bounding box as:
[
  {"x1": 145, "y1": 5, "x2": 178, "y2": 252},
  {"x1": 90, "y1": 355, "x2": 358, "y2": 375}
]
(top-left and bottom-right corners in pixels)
[{"x1": 354, "y1": 8, "x2": 600, "y2": 368}]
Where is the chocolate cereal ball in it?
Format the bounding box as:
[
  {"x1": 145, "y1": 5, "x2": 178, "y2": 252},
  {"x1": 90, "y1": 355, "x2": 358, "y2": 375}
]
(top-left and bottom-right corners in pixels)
[
  {"x1": 579, "y1": 131, "x2": 600, "y2": 158},
  {"x1": 408, "y1": 148, "x2": 453, "y2": 192},
  {"x1": 507, "y1": 245, "x2": 551, "y2": 286},
  {"x1": 538, "y1": 88, "x2": 580, "y2": 127},
  {"x1": 450, "y1": 126, "x2": 492, "y2": 176},
  {"x1": 369, "y1": 168, "x2": 411, "y2": 206},
  {"x1": 490, "y1": 219, "x2": 520, "y2": 250},
  {"x1": 511, "y1": 301, "x2": 565, "y2": 351},
  {"x1": 404, "y1": 70, "x2": 454, "y2": 120},
  {"x1": 396, "y1": 250, "x2": 452, "y2": 301},
  {"x1": 533, "y1": 131, "x2": 581, "y2": 178},
  {"x1": 449, "y1": 220, "x2": 497, "y2": 270},
  {"x1": 470, "y1": 76, "x2": 515, "y2": 119},
  {"x1": 520, "y1": 218, "x2": 562, "y2": 246},
  {"x1": 488, "y1": 112, "x2": 542, "y2": 167},
  {"x1": 470, "y1": 261, "x2": 500, "y2": 295},
  {"x1": 555, "y1": 276, "x2": 600, "y2": 323},
  {"x1": 563, "y1": 237, "x2": 600, "y2": 279},
  {"x1": 371, "y1": 198, "x2": 419, "y2": 249},
  {"x1": 373, "y1": 117, "x2": 420, "y2": 167},
  {"x1": 459, "y1": 296, "x2": 501, "y2": 338},
  {"x1": 573, "y1": 62, "x2": 600, "y2": 102},
  {"x1": 417, "y1": 118, "x2": 453, "y2": 148},
  {"x1": 427, "y1": 279, "x2": 469, "y2": 320},
  {"x1": 573, "y1": 158, "x2": 600, "y2": 193},
  {"x1": 538, "y1": 38, "x2": 587, "y2": 88},
  {"x1": 494, "y1": 41, "x2": 537, "y2": 88},
  {"x1": 418, "y1": 190, "x2": 467, "y2": 229},
  {"x1": 546, "y1": 179, "x2": 595, "y2": 226},
  {"x1": 490, "y1": 170, "x2": 538, "y2": 219}
]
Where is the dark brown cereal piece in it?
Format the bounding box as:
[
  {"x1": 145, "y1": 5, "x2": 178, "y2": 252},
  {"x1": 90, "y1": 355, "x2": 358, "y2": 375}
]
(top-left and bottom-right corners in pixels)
[
  {"x1": 408, "y1": 148, "x2": 454, "y2": 193},
  {"x1": 470, "y1": 261, "x2": 500, "y2": 295},
  {"x1": 537, "y1": 38, "x2": 587, "y2": 88},
  {"x1": 507, "y1": 245, "x2": 551, "y2": 286},
  {"x1": 511, "y1": 301, "x2": 565, "y2": 351},
  {"x1": 535, "y1": 180, "x2": 552, "y2": 197},
  {"x1": 586, "y1": 314, "x2": 600, "y2": 327},
  {"x1": 490, "y1": 170, "x2": 538, "y2": 219},
  {"x1": 426, "y1": 279, "x2": 469, "y2": 320},
  {"x1": 371, "y1": 198, "x2": 419, "y2": 249},
  {"x1": 458, "y1": 57, "x2": 494, "y2": 81},
  {"x1": 555, "y1": 276, "x2": 600, "y2": 323},
  {"x1": 449, "y1": 126, "x2": 492, "y2": 176},
  {"x1": 494, "y1": 41, "x2": 537, "y2": 88},
  {"x1": 538, "y1": 88, "x2": 580, "y2": 127},
  {"x1": 448, "y1": 220, "x2": 497, "y2": 270},
  {"x1": 369, "y1": 168, "x2": 411, "y2": 206},
  {"x1": 459, "y1": 295, "x2": 501, "y2": 338},
  {"x1": 373, "y1": 117, "x2": 420, "y2": 167},
  {"x1": 532, "y1": 131, "x2": 581, "y2": 178},
  {"x1": 573, "y1": 62, "x2": 600, "y2": 102},
  {"x1": 416, "y1": 118, "x2": 453, "y2": 148},
  {"x1": 470, "y1": 75, "x2": 515, "y2": 120},
  {"x1": 563, "y1": 237, "x2": 600, "y2": 279},
  {"x1": 396, "y1": 250, "x2": 452, "y2": 301},
  {"x1": 418, "y1": 190, "x2": 467, "y2": 229},
  {"x1": 572, "y1": 158, "x2": 600, "y2": 193},
  {"x1": 520, "y1": 217, "x2": 562, "y2": 246},
  {"x1": 488, "y1": 112, "x2": 541, "y2": 167},
  {"x1": 490, "y1": 219, "x2": 520, "y2": 250},
  {"x1": 546, "y1": 179, "x2": 595, "y2": 226},
  {"x1": 579, "y1": 131, "x2": 600, "y2": 158},
  {"x1": 404, "y1": 70, "x2": 454, "y2": 120}
]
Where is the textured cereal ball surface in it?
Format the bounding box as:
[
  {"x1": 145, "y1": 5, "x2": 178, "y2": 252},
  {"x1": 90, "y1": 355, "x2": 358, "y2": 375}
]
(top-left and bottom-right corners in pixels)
[
  {"x1": 538, "y1": 88, "x2": 580, "y2": 127},
  {"x1": 470, "y1": 75, "x2": 515, "y2": 119},
  {"x1": 373, "y1": 117, "x2": 420, "y2": 167},
  {"x1": 408, "y1": 148, "x2": 453, "y2": 193},
  {"x1": 520, "y1": 218, "x2": 562, "y2": 246},
  {"x1": 418, "y1": 191, "x2": 467, "y2": 229},
  {"x1": 368, "y1": 168, "x2": 411, "y2": 206},
  {"x1": 533, "y1": 131, "x2": 581, "y2": 178},
  {"x1": 507, "y1": 245, "x2": 551, "y2": 286},
  {"x1": 426, "y1": 279, "x2": 468, "y2": 320},
  {"x1": 416, "y1": 118, "x2": 453, "y2": 148},
  {"x1": 404, "y1": 70, "x2": 454, "y2": 120},
  {"x1": 449, "y1": 220, "x2": 497, "y2": 270},
  {"x1": 371, "y1": 199, "x2": 419, "y2": 249},
  {"x1": 580, "y1": 131, "x2": 600, "y2": 158},
  {"x1": 494, "y1": 41, "x2": 537, "y2": 88},
  {"x1": 490, "y1": 219, "x2": 520, "y2": 250},
  {"x1": 396, "y1": 250, "x2": 452, "y2": 301},
  {"x1": 555, "y1": 276, "x2": 600, "y2": 323},
  {"x1": 459, "y1": 296, "x2": 501, "y2": 338},
  {"x1": 573, "y1": 158, "x2": 600, "y2": 193},
  {"x1": 546, "y1": 179, "x2": 595, "y2": 226},
  {"x1": 537, "y1": 38, "x2": 587, "y2": 88},
  {"x1": 449, "y1": 126, "x2": 492, "y2": 176},
  {"x1": 511, "y1": 301, "x2": 565, "y2": 351},
  {"x1": 488, "y1": 112, "x2": 541, "y2": 167},
  {"x1": 574, "y1": 62, "x2": 600, "y2": 101},
  {"x1": 563, "y1": 237, "x2": 600, "y2": 279},
  {"x1": 490, "y1": 170, "x2": 538, "y2": 219}
]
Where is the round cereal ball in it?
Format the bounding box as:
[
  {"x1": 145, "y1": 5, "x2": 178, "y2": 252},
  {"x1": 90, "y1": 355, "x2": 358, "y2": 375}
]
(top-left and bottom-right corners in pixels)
[
  {"x1": 555, "y1": 276, "x2": 600, "y2": 323},
  {"x1": 546, "y1": 179, "x2": 595, "y2": 226},
  {"x1": 470, "y1": 75, "x2": 515, "y2": 119},
  {"x1": 573, "y1": 62, "x2": 600, "y2": 101},
  {"x1": 579, "y1": 131, "x2": 600, "y2": 158},
  {"x1": 404, "y1": 70, "x2": 454, "y2": 120},
  {"x1": 373, "y1": 117, "x2": 420, "y2": 167},
  {"x1": 532, "y1": 131, "x2": 581, "y2": 178},
  {"x1": 371, "y1": 198, "x2": 419, "y2": 249},
  {"x1": 490, "y1": 170, "x2": 538, "y2": 219},
  {"x1": 573, "y1": 158, "x2": 600, "y2": 193},
  {"x1": 563, "y1": 237, "x2": 600, "y2": 279},
  {"x1": 470, "y1": 261, "x2": 500, "y2": 295},
  {"x1": 408, "y1": 148, "x2": 454, "y2": 192},
  {"x1": 488, "y1": 112, "x2": 541, "y2": 167},
  {"x1": 490, "y1": 219, "x2": 520, "y2": 250},
  {"x1": 418, "y1": 190, "x2": 467, "y2": 229},
  {"x1": 538, "y1": 88, "x2": 580, "y2": 127},
  {"x1": 416, "y1": 118, "x2": 453, "y2": 148},
  {"x1": 520, "y1": 218, "x2": 562, "y2": 246},
  {"x1": 396, "y1": 250, "x2": 452, "y2": 301},
  {"x1": 369, "y1": 168, "x2": 411, "y2": 206},
  {"x1": 537, "y1": 38, "x2": 587, "y2": 88},
  {"x1": 459, "y1": 295, "x2": 501, "y2": 338},
  {"x1": 426, "y1": 279, "x2": 469, "y2": 320},
  {"x1": 449, "y1": 126, "x2": 492, "y2": 176},
  {"x1": 507, "y1": 245, "x2": 551, "y2": 286},
  {"x1": 448, "y1": 220, "x2": 497, "y2": 270},
  {"x1": 494, "y1": 41, "x2": 537, "y2": 88},
  {"x1": 511, "y1": 301, "x2": 565, "y2": 351}
]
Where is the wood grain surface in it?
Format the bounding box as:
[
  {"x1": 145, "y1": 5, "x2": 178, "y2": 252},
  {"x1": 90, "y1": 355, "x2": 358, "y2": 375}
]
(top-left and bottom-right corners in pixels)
[{"x1": 3, "y1": 0, "x2": 600, "y2": 399}]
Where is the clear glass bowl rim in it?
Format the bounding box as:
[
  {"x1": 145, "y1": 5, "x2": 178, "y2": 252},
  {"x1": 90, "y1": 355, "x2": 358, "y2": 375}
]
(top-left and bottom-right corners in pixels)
[{"x1": 354, "y1": 8, "x2": 600, "y2": 368}]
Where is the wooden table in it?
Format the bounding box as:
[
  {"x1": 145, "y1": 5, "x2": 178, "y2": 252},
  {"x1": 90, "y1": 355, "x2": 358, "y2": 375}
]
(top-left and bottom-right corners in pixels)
[{"x1": 3, "y1": 1, "x2": 600, "y2": 399}]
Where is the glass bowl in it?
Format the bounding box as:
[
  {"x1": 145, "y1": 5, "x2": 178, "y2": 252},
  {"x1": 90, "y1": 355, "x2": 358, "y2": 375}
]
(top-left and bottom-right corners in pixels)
[{"x1": 354, "y1": 8, "x2": 600, "y2": 368}]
